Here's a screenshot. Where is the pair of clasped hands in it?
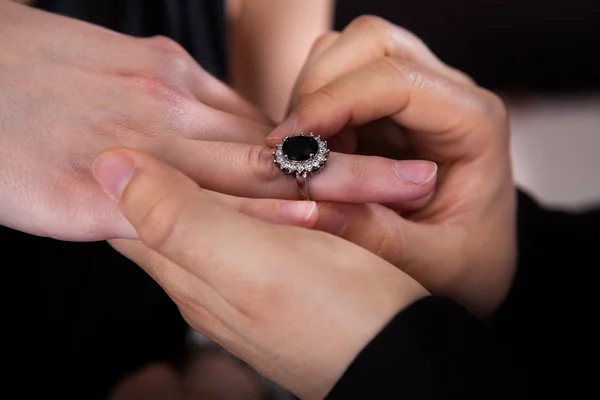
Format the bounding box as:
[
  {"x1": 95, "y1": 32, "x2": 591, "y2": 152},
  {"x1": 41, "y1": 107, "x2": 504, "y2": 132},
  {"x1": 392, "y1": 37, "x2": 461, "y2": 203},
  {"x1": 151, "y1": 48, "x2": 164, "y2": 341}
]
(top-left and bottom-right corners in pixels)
[{"x1": 0, "y1": 5, "x2": 515, "y2": 399}]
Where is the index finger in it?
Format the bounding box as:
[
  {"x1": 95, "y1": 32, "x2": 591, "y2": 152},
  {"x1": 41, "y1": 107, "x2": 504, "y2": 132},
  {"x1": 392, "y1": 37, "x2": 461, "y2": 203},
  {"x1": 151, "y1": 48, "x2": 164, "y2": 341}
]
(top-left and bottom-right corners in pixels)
[
  {"x1": 290, "y1": 16, "x2": 471, "y2": 109},
  {"x1": 267, "y1": 59, "x2": 504, "y2": 161}
]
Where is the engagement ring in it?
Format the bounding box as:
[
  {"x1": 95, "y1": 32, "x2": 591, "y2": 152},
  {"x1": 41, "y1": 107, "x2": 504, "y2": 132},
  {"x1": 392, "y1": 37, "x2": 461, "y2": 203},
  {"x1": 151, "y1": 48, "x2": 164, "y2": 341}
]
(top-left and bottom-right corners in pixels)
[{"x1": 273, "y1": 132, "x2": 329, "y2": 201}]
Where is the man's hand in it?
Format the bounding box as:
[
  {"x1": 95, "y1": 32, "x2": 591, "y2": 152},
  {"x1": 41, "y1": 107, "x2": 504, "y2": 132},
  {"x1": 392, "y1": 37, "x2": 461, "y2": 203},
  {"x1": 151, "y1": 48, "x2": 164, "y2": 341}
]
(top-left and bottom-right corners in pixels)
[{"x1": 269, "y1": 16, "x2": 516, "y2": 318}]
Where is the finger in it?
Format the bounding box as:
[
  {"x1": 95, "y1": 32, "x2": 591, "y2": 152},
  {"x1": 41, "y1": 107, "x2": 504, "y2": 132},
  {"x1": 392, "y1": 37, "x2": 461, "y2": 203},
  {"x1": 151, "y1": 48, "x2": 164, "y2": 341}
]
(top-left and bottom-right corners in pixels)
[
  {"x1": 286, "y1": 31, "x2": 340, "y2": 115},
  {"x1": 304, "y1": 31, "x2": 340, "y2": 66},
  {"x1": 92, "y1": 147, "x2": 284, "y2": 287},
  {"x1": 268, "y1": 59, "x2": 504, "y2": 161},
  {"x1": 187, "y1": 60, "x2": 273, "y2": 126},
  {"x1": 95, "y1": 150, "x2": 321, "y2": 240},
  {"x1": 177, "y1": 100, "x2": 271, "y2": 145},
  {"x1": 157, "y1": 138, "x2": 437, "y2": 206},
  {"x1": 389, "y1": 189, "x2": 435, "y2": 213},
  {"x1": 103, "y1": 190, "x2": 319, "y2": 240},
  {"x1": 290, "y1": 16, "x2": 471, "y2": 109},
  {"x1": 207, "y1": 190, "x2": 319, "y2": 228},
  {"x1": 313, "y1": 201, "x2": 499, "y2": 318}
]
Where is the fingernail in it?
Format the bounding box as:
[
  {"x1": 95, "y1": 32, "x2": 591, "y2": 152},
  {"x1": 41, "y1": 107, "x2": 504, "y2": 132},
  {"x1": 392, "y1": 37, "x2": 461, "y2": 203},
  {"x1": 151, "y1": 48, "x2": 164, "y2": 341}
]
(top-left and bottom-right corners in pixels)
[
  {"x1": 92, "y1": 151, "x2": 135, "y2": 200},
  {"x1": 278, "y1": 201, "x2": 317, "y2": 226},
  {"x1": 316, "y1": 205, "x2": 348, "y2": 236},
  {"x1": 392, "y1": 160, "x2": 438, "y2": 185},
  {"x1": 267, "y1": 115, "x2": 298, "y2": 141}
]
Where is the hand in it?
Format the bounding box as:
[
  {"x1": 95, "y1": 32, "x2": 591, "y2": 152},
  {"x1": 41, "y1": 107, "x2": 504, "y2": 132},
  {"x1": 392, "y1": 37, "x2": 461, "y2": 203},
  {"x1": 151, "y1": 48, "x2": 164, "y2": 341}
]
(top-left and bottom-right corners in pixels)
[
  {"x1": 268, "y1": 16, "x2": 516, "y2": 318},
  {"x1": 92, "y1": 147, "x2": 428, "y2": 400},
  {"x1": 0, "y1": 4, "x2": 436, "y2": 241}
]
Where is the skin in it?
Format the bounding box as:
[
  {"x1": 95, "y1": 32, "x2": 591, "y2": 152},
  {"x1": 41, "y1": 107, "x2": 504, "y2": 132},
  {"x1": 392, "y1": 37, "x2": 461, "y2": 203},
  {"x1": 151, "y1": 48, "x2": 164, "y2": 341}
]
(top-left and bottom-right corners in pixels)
[
  {"x1": 93, "y1": 147, "x2": 429, "y2": 400},
  {"x1": 0, "y1": 2, "x2": 436, "y2": 241},
  {"x1": 268, "y1": 16, "x2": 516, "y2": 318},
  {"x1": 97, "y1": 16, "x2": 517, "y2": 398},
  {"x1": 227, "y1": 0, "x2": 335, "y2": 122},
  {"x1": 10, "y1": 0, "x2": 334, "y2": 122},
  {"x1": 2, "y1": 4, "x2": 515, "y2": 397}
]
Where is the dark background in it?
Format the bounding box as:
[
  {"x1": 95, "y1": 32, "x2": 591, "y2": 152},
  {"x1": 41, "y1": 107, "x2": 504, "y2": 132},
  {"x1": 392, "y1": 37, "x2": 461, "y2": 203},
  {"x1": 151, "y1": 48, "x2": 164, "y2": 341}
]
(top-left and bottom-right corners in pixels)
[{"x1": 335, "y1": 0, "x2": 600, "y2": 93}]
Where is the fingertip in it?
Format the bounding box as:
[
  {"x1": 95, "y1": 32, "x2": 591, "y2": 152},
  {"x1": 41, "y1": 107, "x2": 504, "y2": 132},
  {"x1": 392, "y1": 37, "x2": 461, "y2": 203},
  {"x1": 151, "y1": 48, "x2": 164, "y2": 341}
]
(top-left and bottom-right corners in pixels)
[
  {"x1": 277, "y1": 200, "x2": 319, "y2": 228},
  {"x1": 391, "y1": 160, "x2": 438, "y2": 186},
  {"x1": 266, "y1": 115, "x2": 298, "y2": 144}
]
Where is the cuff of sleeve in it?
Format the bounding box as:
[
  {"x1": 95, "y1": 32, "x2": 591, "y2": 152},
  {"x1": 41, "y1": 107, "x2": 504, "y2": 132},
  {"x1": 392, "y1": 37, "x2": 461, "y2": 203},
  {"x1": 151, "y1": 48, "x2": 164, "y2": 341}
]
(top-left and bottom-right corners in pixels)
[{"x1": 326, "y1": 296, "x2": 507, "y2": 399}]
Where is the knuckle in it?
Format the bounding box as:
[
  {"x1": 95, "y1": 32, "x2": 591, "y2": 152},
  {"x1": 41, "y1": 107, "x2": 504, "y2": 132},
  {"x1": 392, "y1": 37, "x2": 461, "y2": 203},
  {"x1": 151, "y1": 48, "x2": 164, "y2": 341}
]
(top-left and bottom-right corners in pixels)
[
  {"x1": 390, "y1": 25, "x2": 431, "y2": 55},
  {"x1": 125, "y1": 37, "x2": 192, "y2": 101},
  {"x1": 296, "y1": 70, "x2": 336, "y2": 101},
  {"x1": 448, "y1": 66, "x2": 477, "y2": 85},
  {"x1": 145, "y1": 36, "x2": 194, "y2": 77},
  {"x1": 136, "y1": 192, "x2": 190, "y2": 252},
  {"x1": 476, "y1": 88, "x2": 510, "y2": 136},
  {"x1": 372, "y1": 216, "x2": 405, "y2": 265},
  {"x1": 486, "y1": 91, "x2": 509, "y2": 124},
  {"x1": 247, "y1": 146, "x2": 282, "y2": 188},
  {"x1": 312, "y1": 31, "x2": 337, "y2": 52},
  {"x1": 124, "y1": 67, "x2": 180, "y2": 101},
  {"x1": 379, "y1": 57, "x2": 413, "y2": 86},
  {"x1": 315, "y1": 86, "x2": 337, "y2": 103},
  {"x1": 145, "y1": 35, "x2": 188, "y2": 56},
  {"x1": 163, "y1": 52, "x2": 193, "y2": 81},
  {"x1": 348, "y1": 15, "x2": 388, "y2": 33},
  {"x1": 295, "y1": 77, "x2": 321, "y2": 101}
]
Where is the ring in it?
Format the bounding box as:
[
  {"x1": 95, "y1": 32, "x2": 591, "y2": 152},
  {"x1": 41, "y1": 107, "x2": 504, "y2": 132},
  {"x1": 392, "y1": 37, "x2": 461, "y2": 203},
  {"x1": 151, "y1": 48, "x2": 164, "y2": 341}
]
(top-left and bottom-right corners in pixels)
[{"x1": 273, "y1": 132, "x2": 330, "y2": 201}]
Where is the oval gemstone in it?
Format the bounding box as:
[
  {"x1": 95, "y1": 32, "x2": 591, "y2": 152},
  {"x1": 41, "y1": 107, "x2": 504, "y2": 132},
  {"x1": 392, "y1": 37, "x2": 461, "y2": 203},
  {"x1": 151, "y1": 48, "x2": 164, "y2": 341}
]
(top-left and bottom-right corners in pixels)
[{"x1": 282, "y1": 136, "x2": 319, "y2": 161}]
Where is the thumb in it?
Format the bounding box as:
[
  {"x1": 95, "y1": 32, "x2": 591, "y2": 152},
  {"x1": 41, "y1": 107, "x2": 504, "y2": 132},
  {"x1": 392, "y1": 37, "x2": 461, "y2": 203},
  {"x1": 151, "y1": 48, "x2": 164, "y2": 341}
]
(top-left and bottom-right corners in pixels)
[
  {"x1": 91, "y1": 147, "x2": 305, "y2": 278},
  {"x1": 93, "y1": 146, "x2": 319, "y2": 238}
]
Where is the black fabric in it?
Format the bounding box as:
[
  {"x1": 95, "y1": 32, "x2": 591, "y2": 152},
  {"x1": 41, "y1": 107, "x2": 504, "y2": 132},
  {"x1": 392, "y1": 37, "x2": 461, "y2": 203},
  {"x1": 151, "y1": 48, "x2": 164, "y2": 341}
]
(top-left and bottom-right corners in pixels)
[
  {"x1": 9, "y1": 230, "x2": 188, "y2": 400},
  {"x1": 327, "y1": 297, "x2": 527, "y2": 399},
  {"x1": 328, "y1": 190, "x2": 599, "y2": 398},
  {"x1": 335, "y1": 0, "x2": 600, "y2": 93},
  {"x1": 34, "y1": 0, "x2": 227, "y2": 81},
  {"x1": 7, "y1": 1, "x2": 228, "y2": 399}
]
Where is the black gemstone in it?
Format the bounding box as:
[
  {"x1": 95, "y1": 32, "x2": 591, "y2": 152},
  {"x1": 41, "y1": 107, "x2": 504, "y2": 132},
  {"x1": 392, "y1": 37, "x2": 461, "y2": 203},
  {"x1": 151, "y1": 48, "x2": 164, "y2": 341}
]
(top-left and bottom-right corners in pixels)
[{"x1": 282, "y1": 136, "x2": 319, "y2": 161}]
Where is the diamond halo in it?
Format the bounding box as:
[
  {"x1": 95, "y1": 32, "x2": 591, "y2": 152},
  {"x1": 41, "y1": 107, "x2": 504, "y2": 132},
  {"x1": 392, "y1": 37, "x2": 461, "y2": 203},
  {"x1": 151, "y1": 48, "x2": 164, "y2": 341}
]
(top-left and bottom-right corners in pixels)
[{"x1": 273, "y1": 132, "x2": 330, "y2": 177}]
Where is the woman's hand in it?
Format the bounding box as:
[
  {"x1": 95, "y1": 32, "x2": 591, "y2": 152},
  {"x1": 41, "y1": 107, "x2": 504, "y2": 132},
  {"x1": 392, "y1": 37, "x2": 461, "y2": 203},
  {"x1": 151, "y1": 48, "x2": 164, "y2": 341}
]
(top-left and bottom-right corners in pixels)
[
  {"x1": 0, "y1": 4, "x2": 436, "y2": 241},
  {"x1": 269, "y1": 16, "x2": 516, "y2": 318},
  {"x1": 93, "y1": 147, "x2": 428, "y2": 400}
]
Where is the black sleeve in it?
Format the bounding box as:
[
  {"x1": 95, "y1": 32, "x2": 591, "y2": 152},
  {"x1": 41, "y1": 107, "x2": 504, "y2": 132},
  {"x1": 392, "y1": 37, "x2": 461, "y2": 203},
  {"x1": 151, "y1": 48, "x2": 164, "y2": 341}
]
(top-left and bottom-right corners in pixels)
[
  {"x1": 326, "y1": 297, "x2": 529, "y2": 399},
  {"x1": 328, "y1": 190, "x2": 599, "y2": 399}
]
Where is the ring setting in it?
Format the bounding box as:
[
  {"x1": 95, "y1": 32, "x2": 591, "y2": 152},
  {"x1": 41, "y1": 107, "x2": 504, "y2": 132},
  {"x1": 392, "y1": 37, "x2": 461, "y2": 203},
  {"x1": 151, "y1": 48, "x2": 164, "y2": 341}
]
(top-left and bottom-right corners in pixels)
[{"x1": 273, "y1": 132, "x2": 329, "y2": 200}]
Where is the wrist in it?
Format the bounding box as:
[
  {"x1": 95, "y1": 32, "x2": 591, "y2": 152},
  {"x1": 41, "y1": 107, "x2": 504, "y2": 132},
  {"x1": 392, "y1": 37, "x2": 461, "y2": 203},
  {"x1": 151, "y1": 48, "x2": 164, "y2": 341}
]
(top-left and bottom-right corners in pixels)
[{"x1": 311, "y1": 290, "x2": 430, "y2": 399}]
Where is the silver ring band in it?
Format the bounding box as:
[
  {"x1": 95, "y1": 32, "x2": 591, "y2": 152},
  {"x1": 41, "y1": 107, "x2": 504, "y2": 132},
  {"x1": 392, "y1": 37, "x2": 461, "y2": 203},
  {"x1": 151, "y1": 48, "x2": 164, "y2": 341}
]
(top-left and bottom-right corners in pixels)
[{"x1": 296, "y1": 173, "x2": 310, "y2": 201}]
